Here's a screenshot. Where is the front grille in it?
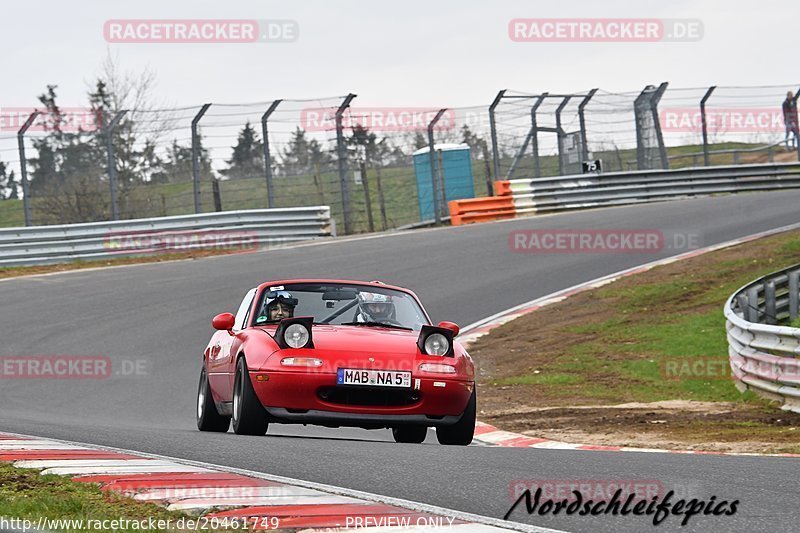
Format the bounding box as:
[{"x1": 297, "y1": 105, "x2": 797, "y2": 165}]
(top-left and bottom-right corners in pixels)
[{"x1": 317, "y1": 386, "x2": 420, "y2": 407}]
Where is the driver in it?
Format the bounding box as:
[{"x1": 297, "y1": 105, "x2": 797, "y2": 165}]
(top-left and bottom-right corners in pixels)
[
  {"x1": 355, "y1": 292, "x2": 395, "y2": 323},
  {"x1": 264, "y1": 290, "x2": 298, "y2": 322}
]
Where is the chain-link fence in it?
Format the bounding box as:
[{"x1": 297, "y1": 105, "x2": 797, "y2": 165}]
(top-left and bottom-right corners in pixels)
[
  {"x1": 1, "y1": 82, "x2": 798, "y2": 232},
  {"x1": 493, "y1": 83, "x2": 800, "y2": 182}
]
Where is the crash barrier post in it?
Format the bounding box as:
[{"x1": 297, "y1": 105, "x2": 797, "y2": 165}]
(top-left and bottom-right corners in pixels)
[
  {"x1": 725, "y1": 264, "x2": 800, "y2": 412},
  {"x1": 0, "y1": 207, "x2": 333, "y2": 267}
]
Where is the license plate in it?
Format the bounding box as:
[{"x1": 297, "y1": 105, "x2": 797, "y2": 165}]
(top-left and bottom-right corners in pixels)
[{"x1": 337, "y1": 368, "x2": 411, "y2": 388}]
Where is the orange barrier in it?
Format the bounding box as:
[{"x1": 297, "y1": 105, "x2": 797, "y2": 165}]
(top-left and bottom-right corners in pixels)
[
  {"x1": 492, "y1": 180, "x2": 513, "y2": 196},
  {"x1": 448, "y1": 197, "x2": 515, "y2": 226}
]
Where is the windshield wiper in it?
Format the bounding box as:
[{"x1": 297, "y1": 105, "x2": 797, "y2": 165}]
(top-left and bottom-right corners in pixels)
[{"x1": 340, "y1": 321, "x2": 412, "y2": 331}]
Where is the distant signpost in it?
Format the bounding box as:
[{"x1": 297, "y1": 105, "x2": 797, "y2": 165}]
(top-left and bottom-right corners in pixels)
[{"x1": 582, "y1": 159, "x2": 602, "y2": 174}]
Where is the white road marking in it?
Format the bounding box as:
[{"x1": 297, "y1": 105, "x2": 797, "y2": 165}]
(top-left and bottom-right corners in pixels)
[
  {"x1": 0, "y1": 431, "x2": 562, "y2": 533},
  {"x1": 166, "y1": 494, "x2": 363, "y2": 511}
]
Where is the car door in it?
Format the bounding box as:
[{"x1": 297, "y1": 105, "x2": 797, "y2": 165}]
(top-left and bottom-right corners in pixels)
[{"x1": 208, "y1": 288, "x2": 257, "y2": 402}]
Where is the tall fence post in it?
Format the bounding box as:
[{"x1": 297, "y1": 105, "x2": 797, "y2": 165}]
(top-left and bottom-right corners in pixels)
[
  {"x1": 211, "y1": 179, "x2": 222, "y2": 212},
  {"x1": 335, "y1": 93, "x2": 357, "y2": 234},
  {"x1": 578, "y1": 88, "x2": 598, "y2": 163},
  {"x1": 191, "y1": 104, "x2": 212, "y2": 214},
  {"x1": 634, "y1": 86, "x2": 651, "y2": 170},
  {"x1": 16, "y1": 111, "x2": 40, "y2": 227},
  {"x1": 261, "y1": 99, "x2": 282, "y2": 208},
  {"x1": 506, "y1": 93, "x2": 547, "y2": 180},
  {"x1": 427, "y1": 109, "x2": 448, "y2": 225},
  {"x1": 374, "y1": 157, "x2": 388, "y2": 232},
  {"x1": 700, "y1": 86, "x2": 716, "y2": 166},
  {"x1": 555, "y1": 96, "x2": 572, "y2": 176},
  {"x1": 651, "y1": 82, "x2": 669, "y2": 170},
  {"x1": 105, "y1": 110, "x2": 128, "y2": 221},
  {"x1": 531, "y1": 93, "x2": 548, "y2": 178},
  {"x1": 793, "y1": 88, "x2": 800, "y2": 161},
  {"x1": 488, "y1": 90, "x2": 506, "y2": 187},
  {"x1": 359, "y1": 159, "x2": 375, "y2": 232}
]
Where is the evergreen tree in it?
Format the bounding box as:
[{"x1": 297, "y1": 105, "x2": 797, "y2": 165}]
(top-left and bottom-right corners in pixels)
[
  {"x1": 222, "y1": 121, "x2": 263, "y2": 179},
  {"x1": 413, "y1": 132, "x2": 428, "y2": 150},
  {"x1": 28, "y1": 85, "x2": 106, "y2": 196},
  {"x1": 280, "y1": 128, "x2": 331, "y2": 175},
  {"x1": 0, "y1": 161, "x2": 18, "y2": 200},
  {"x1": 158, "y1": 138, "x2": 213, "y2": 183},
  {"x1": 461, "y1": 124, "x2": 489, "y2": 158}
]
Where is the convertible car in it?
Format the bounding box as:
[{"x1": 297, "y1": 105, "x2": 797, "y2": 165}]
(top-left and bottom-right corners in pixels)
[{"x1": 197, "y1": 279, "x2": 476, "y2": 445}]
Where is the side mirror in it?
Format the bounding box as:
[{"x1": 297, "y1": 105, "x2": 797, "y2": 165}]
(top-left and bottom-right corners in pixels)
[
  {"x1": 212, "y1": 313, "x2": 235, "y2": 331},
  {"x1": 438, "y1": 321, "x2": 460, "y2": 336}
]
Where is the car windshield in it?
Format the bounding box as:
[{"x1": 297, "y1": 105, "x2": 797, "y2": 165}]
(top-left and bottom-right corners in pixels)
[{"x1": 251, "y1": 283, "x2": 430, "y2": 331}]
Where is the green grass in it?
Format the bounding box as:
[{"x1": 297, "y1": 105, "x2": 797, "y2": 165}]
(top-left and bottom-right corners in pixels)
[
  {"x1": 549, "y1": 284, "x2": 785, "y2": 403},
  {"x1": 498, "y1": 141, "x2": 788, "y2": 177},
  {"x1": 474, "y1": 231, "x2": 800, "y2": 450},
  {"x1": 487, "y1": 231, "x2": 800, "y2": 406},
  {"x1": 0, "y1": 462, "x2": 193, "y2": 533},
  {"x1": 7, "y1": 141, "x2": 792, "y2": 231},
  {"x1": 0, "y1": 198, "x2": 24, "y2": 227},
  {"x1": 493, "y1": 372, "x2": 584, "y2": 386}
]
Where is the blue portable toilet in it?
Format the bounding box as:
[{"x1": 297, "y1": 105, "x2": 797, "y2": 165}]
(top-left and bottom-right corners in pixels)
[{"x1": 412, "y1": 143, "x2": 475, "y2": 222}]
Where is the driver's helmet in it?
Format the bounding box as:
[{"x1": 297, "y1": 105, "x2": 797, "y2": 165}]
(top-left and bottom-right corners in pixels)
[
  {"x1": 264, "y1": 290, "x2": 298, "y2": 322},
  {"x1": 357, "y1": 292, "x2": 395, "y2": 322}
]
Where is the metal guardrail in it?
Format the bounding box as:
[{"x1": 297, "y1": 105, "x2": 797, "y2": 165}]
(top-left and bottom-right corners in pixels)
[
  {"x1": 725, "y1": 264, "x2": 800, "y2": 413},
  {"x1": 0, "y1": 207, "x2": 333, "y2": 267},
  {"x1": 497, "y1": 162, "x2": 800, "y2": 214}
]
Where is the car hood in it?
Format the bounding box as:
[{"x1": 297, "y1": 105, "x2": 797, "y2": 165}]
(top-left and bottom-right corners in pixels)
[
  {"x1": 259, "y1": 324, "x2": 422, "y2": 355},
  {"x1": 253, "y1": 324, "x2": 470, "y2": 376}
]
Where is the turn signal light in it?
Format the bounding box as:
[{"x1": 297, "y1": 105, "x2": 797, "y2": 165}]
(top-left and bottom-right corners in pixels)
[
  {"x1": 281, "y1": 357, "x2": 323, "y2": 367},
  {"x1": 419, "y1": 363, "x2": 456, "y2": 374}
]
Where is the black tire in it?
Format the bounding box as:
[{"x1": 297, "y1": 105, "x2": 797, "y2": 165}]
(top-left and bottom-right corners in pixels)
[
  {"x1": 197, "y1": 367, "x2": 230, "y2": 432},
  {"x1": 392, "y1": 425, "x2": 428, "y2": 444},
  {"x1": 436, "y1": 388, "x2": 476, "y2": 446},
  {"x1": 232, "y1": 357, "x2": 269, "y2": 436}
]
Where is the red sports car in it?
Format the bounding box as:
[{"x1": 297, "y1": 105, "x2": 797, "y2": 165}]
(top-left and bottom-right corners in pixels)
[{"x1": 197, "y1": 279, "x2": 476, "y2": 445}]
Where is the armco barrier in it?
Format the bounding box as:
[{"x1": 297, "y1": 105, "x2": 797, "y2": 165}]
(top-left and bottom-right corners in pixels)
[
  {"x1": 0, "y1": 207, "x2": 333, "y2": 267},
  {"x1": 449, "y1": 162, "x2": 800, "y2": 225},
  {"x1": 725, "y1": 264, "x2": 800, "y2": 412},
  {"x1": 498, "y1": 162, "x2": 800, "y2": 215}
]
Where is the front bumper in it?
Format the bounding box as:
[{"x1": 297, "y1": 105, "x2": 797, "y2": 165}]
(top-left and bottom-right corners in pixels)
[
  {"x1": 250, "y1": 370, "x2": 473, "y2": 424},
  {"x1": 264, "y1": 408, "x2": 463, "y2": 427}
]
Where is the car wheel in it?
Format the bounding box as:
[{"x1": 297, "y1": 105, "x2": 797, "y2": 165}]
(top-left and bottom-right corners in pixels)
[
  {"x1": 232, "y1": 357, "x2": 269, "y2": 436},
  {"x1": 392, "y1": 425, "x2": 428, "y2": 443},
  {"x1": 197, "y1": 367, "x2": 230, "y2": 432},
  {"x1": 436, "y1": 388, "x2": 476, "y2": 446}
]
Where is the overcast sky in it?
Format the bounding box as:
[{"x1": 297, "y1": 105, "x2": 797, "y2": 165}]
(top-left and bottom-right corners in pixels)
[{"x1": 1, "y1": 0, "x2": 797, "y2": 110}]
